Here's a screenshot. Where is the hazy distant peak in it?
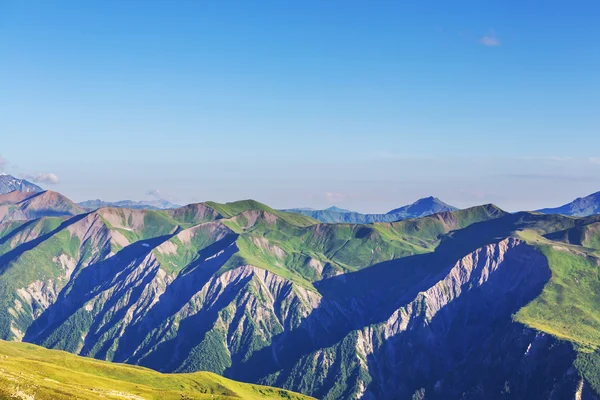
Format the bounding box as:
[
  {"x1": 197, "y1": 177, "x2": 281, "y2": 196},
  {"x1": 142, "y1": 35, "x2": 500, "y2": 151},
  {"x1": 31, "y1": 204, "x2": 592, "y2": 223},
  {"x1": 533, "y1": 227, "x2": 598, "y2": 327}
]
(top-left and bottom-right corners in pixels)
[
  {"x1": 283, "y1": 197, "x2": 457, "y2": 223},
  {"x1": 386, "y1": 196, "x2": 457, "y2": 216},
  {"x1": 325, "y1": 206, "x2": 353, "y2": 213},
  {"x1": 79, "y1": 199, "x2": 181, "y2": 210},
  {"x1": 537, "y1": 191, "x2": 600, "y2": 217}
]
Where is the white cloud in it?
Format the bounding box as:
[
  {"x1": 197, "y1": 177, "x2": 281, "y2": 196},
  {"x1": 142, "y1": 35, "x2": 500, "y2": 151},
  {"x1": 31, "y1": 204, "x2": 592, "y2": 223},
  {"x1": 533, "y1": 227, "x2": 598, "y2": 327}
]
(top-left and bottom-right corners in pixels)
[
  {"x1": 590, "y1": 158, "x2": 600, "y2": 165},
  {"x1": 480, "y1": 29, "x2": 500, "y2": 46},
  {"x1": 24, "y1": 173, "x2": 60, "y2": 185}
]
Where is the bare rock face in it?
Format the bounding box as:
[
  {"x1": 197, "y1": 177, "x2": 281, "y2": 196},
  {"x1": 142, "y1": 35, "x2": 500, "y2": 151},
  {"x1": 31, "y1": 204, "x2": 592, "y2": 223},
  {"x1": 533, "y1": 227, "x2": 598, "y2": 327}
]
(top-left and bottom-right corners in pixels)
[
  {"x1": 15, "y1": 232, "x2": 324, "y2": 380},
  {"x1": 270, "y1": 239, "x2": 560, "y2": 399},
  {"x1": 0, "y1": 175, "x2": 43, "y2": 195},
  {"x1": 383, "y1": 238, "x2": 546, "y2": 338}
]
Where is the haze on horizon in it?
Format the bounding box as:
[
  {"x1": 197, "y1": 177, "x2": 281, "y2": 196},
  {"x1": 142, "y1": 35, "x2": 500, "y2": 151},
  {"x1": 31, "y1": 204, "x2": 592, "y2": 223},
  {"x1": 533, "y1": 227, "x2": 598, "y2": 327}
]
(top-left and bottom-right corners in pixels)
[{"x1": 1, "y1": 1, "x2": 599, "y2": 213}]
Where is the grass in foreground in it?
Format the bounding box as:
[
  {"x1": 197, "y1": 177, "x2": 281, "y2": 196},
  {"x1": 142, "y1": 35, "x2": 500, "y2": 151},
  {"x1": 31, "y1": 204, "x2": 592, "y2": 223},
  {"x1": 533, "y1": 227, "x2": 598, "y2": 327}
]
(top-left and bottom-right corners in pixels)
[{"x1": 0, "y1": 340, "x2": 312, "y2": 400}]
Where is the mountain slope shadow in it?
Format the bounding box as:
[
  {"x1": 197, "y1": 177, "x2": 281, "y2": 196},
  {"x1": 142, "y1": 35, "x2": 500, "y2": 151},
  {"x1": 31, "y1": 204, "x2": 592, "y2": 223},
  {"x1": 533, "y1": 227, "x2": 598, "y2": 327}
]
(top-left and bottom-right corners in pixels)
[
  {"x1": 0, "y1": 219, "x2": 37, "y2": 247},
  {"x1": 229, "y1": 250, "x2": 461, "y2": 383},
  {"x1": 232, "y1": 239, "x2": 550, "y2": 398},
  {"x1": 23, "y1": 232, "x2": 177, "y2": 346},
  {"x1": 129, "y1": 269, "x2": 255, "y2": 372},
  {"x1": 361, "y1": 240, "x2": 555, "y2": 399},
  {"x1": 114, "y1": 234, "x2": 240, "y2": 364},
  {"x1": 249, "y1": 215, "x2": 529, "y2": 378},
  {"x1": 0, "y1": 213, "x2": 91, "y2": 274}
]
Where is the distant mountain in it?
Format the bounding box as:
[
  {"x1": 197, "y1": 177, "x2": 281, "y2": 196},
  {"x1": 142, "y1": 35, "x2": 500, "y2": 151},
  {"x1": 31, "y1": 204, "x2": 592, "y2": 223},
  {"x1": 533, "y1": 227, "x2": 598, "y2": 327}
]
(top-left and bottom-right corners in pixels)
[
  {"x1": 537, "y1": 191, "x2": 600, "y2": 217},
  {"x1": 0, "y1": 174, "x2": 43, "y2": 194},
  {"x1": 386, "y1": 196, "x2": 458, "y2": 218},
  {"x1": 79, "y1": 199, "x2": 181, "y2": 210},
  {"x1": 0, "y1": 190, "x2": 85, "y2": 221},
  {"x1": 283, "y1": 196, "x2": 458, "y2": 223}
]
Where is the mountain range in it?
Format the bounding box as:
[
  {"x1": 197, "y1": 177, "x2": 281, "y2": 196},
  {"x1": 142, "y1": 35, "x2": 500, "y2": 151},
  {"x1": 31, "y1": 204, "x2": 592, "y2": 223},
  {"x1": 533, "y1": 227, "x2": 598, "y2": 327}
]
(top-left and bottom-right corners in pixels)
[
  {"x1": 2, "y1": 189, "x2": 600, "y2": 398},
  {"x1": 5, "y1": 173, "x2": 600, "y2": 219},
  {"x1": 283, "y1": 196, "x2": 458, "y2": 223},
  {"x1": 79, "y1": 199, "x2": 182, "y2": 210}
]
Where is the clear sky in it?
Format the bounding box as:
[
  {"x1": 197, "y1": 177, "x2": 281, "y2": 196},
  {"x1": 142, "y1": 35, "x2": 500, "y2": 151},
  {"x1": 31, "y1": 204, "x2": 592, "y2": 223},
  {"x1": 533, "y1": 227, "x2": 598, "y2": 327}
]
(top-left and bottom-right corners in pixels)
[{"x1": 1, "y1": 0, "x2": 599, "y2": 212}]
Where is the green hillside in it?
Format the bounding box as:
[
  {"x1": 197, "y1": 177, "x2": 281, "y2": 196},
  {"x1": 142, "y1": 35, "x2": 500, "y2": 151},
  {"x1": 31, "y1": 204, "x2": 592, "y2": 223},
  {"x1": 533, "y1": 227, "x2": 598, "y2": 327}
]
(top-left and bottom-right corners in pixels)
[
  {"x1": 515, "y1": 242, "x2": 600, "y2": 348},
  {"x1": 0, "y1": 340, "x2": 312, "y2": 400},
  {"x1": 204, "y1": 200, "x2": 319, "y2": 227}
]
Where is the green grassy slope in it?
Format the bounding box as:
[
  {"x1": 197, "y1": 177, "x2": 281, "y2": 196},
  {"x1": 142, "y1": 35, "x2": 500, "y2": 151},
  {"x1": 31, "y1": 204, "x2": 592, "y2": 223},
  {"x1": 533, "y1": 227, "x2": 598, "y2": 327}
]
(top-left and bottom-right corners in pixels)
[
  {"x1": 204, "y1": 200, "x2": 319, "y2": 227},
  {"x1": 0, "y1": 220, "x2": 27, "y2": 238},
  {"x1": 212, "y1": 204, "x2": 508, "y2": 292},
  {"x1": 0, "y1": 340, "x2": 312, "y2": 400},
  {"x1": 515, "y1": 242, "x2": 600, "y2": 348},
  {"x1": 0, "y1": 219, "x2": 85, "y2": 340},
  {"x1": 96, "y1": 208, "x2": 182, "y2": 243},
  {"x1": 510, "y1": 228, "x2": 600, "y2": 393}
]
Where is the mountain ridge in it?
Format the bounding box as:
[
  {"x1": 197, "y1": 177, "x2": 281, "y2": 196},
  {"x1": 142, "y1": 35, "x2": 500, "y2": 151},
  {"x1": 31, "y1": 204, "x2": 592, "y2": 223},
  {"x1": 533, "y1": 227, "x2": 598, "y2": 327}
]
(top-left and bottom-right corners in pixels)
[
  {"x1": 283, "y1": 196, "x2": 458, "y2": 223},
  {"x1": 538, "y1": 191, "x2": 600, "y2": 217},
  {"x1": 79, "y1": 198, "x2": 182, "y2": 210}
]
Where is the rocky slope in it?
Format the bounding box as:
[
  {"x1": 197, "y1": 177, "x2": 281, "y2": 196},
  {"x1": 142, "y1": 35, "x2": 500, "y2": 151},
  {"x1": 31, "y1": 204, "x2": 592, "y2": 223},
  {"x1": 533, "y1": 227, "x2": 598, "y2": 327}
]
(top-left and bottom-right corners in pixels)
[
  {"x1": 0, "y1": 174, "x2": 43, "y2": 195},
  {"x1": 0, "y1": 194, "x2": 599, "y2": 399},
  {"x1": 269, "y1": 238, "x2": 561, "y2": 399}
]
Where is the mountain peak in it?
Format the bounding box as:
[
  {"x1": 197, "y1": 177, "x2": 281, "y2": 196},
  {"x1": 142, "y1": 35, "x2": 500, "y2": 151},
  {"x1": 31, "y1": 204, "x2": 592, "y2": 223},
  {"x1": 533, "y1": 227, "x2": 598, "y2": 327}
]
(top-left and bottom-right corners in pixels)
[
  {"x1": 537, "y1": 190, "x2": 600, "y2": 217},
  {"x1": 325, "y1": 206, "x2": 352, "y2": 213},
  {"x1": 0, "y1": 189, "x2": 84, "y2": 221},
  {"x1": 386, "y1": 196, "x2": 457, "y2": 217},
  {"x1": 0, "y1": 174, "x2": 43, "y2": 195},
  {"x1": 412, "y1": 196, "x2": 438, "y2": 204}
]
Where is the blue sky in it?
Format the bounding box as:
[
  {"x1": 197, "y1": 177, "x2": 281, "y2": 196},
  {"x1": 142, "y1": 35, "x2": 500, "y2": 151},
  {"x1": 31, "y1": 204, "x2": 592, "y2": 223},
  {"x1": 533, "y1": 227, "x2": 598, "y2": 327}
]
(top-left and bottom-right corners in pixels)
[{"x1": 1, "y1": 0, "x2": 599, "y2": 212}]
